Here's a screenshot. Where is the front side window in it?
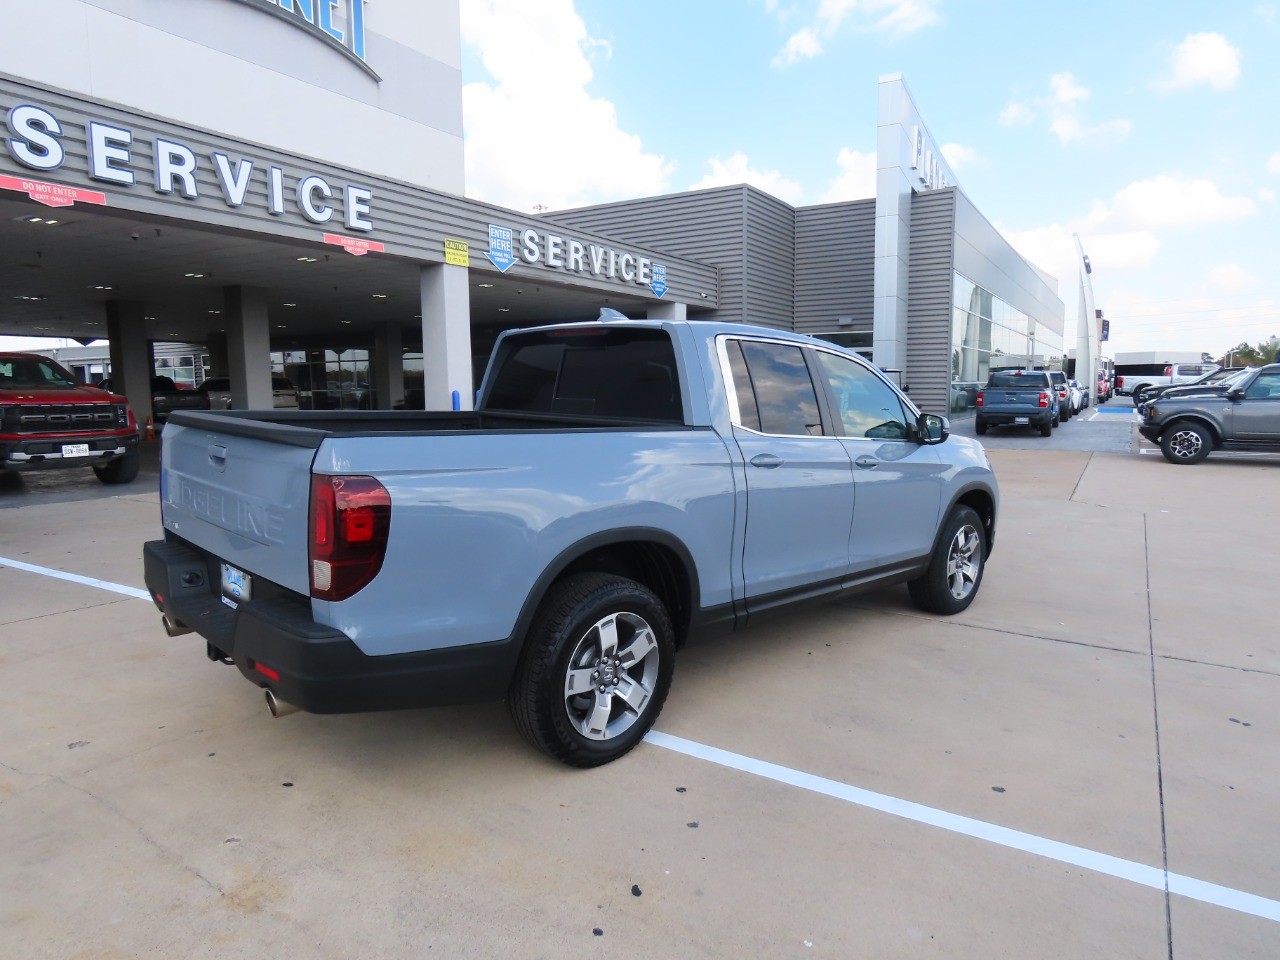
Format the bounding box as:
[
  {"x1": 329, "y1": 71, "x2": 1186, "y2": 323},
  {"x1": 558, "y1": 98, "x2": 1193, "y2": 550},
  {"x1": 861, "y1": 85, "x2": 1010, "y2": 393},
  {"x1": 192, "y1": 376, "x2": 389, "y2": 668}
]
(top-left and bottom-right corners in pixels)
[
  {"x1": 816, "y1": 351, "x2": 911, "y2": 440},
  {"x1": 1245, "y1": 371, "x2": 1280, "y2": 400},
  {"x1": 730, "y1": 340, "x2": 825, "y2": 436}
]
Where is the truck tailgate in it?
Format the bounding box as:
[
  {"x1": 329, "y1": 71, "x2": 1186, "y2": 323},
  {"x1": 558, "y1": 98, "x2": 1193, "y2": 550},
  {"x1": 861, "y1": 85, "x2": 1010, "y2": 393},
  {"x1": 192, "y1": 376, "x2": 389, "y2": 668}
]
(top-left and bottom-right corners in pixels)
[{"x1": 160, "y1": 419, "x2": 318, "y2": 595}]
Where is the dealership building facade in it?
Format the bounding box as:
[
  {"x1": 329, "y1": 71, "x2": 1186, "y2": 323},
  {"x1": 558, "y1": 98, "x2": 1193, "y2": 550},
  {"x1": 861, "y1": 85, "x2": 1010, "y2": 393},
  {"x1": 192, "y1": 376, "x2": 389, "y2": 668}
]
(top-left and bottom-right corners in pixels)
[{"x1": 1, "y1": 0, "x2": 1063, "y2": 423}]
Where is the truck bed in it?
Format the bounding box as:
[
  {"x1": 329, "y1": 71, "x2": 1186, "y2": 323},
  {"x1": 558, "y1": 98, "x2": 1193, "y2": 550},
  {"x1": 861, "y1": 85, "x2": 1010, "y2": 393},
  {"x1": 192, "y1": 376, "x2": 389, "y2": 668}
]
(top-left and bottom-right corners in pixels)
[{"x1": 167, "y1": 408, "x2": 692, "y2": 446}]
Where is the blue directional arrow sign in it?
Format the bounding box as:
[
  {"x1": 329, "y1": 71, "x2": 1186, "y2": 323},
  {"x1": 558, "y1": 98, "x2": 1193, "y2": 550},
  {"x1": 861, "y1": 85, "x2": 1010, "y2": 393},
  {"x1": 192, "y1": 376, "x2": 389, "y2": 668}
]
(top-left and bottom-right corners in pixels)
[
  {"x1": 486, "y1": 224, "x2": 517, "y2": 273},
  {"x1": 650, "y1": 263, "x2": 668, "y2": 298}
]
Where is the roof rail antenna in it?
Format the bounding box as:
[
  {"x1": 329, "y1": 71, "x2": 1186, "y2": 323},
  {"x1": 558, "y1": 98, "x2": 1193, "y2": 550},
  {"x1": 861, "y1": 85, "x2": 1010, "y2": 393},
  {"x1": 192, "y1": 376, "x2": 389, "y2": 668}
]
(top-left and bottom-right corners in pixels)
[{"x1": 598, "y1": 307, "x2": 630, "y2": 321}]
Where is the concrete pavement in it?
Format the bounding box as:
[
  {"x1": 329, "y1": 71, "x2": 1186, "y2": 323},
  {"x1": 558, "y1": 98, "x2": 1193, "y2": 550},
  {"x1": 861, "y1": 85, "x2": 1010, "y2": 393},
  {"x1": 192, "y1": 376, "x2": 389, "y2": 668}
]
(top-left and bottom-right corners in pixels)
[{"x1": 1, "y1": 443, "x2": 1277, "y2": 958}]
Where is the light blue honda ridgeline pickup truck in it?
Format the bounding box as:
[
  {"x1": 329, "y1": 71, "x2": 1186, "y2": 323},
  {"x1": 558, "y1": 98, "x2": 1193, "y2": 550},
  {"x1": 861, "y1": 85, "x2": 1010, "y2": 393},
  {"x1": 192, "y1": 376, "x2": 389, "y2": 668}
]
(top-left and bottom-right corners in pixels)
[{"x1": 144, "y1": 317, "x2": 998, "y2": 766}]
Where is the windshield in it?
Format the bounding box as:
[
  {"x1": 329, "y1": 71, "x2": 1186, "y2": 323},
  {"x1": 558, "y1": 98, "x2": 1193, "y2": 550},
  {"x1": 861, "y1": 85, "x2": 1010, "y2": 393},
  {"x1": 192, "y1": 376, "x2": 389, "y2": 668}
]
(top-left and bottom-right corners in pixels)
[
  {"x1": 1219, "y1": 368, "x2": 1252, "y2": 387},
  {"x1": 0, "y1": 355, "x2": 79, "y2": 388}
]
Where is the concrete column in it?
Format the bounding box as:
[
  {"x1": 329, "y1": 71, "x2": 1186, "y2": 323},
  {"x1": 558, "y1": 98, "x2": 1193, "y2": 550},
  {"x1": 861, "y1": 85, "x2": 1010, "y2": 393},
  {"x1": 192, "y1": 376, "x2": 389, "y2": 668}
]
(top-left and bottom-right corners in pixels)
[
  {"x1": 419, "y1": 264, "x2": 474, "y2": 411},
  {"x1": 224, "y1": 286, "x2": 273, "y2": 409},
  {"x1": 372, "y1": 322, "x2": 404, "y2": 410},
  {"x1": 105, "y1": 300, "x2": 153, "y2": 428},
  {"x1": 205, "y1": 331, "x2": 229, "y2": 377},
  {"x1": 646, "y1": 301, "x2": 687, "y2": 321}
]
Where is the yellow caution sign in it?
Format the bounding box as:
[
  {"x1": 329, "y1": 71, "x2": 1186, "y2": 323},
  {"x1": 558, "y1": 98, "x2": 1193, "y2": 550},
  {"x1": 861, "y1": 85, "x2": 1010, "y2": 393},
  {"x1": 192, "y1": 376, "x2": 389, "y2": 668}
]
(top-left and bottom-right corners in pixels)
[{"x1": 444, "y1": 239, "x2": 470, "y2": 267}]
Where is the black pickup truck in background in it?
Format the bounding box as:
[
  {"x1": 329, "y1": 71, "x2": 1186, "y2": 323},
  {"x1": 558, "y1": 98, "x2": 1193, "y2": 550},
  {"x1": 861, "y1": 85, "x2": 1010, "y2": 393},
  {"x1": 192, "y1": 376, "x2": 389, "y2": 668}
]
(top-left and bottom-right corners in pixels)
[{"x1": 975, "y1": 370, "x2": 1060, "y2": 437}]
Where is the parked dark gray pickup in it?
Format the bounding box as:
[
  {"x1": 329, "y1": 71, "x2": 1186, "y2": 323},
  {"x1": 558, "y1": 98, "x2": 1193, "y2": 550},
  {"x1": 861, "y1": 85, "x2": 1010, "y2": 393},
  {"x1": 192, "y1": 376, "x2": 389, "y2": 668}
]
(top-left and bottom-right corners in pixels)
[
  {"x1": 1139, "y1": 363, "x2": 1280, "y2": 463},
  {"x1": 974, "y1": 371, "x2": 1060, "y2": 437}
]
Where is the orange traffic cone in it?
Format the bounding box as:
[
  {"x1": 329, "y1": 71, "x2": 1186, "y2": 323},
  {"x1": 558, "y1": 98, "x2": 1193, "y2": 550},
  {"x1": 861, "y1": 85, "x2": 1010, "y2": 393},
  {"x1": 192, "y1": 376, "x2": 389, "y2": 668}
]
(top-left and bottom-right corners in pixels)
[{"x1": 143, "y1": 416, "x2": 155, "y2": 441}]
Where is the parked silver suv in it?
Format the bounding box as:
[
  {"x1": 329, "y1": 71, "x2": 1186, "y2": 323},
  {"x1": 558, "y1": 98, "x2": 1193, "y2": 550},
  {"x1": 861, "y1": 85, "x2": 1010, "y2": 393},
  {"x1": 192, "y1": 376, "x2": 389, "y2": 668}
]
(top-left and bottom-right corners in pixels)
[{"x1": 197, "y1": 376, "x2": 299, "y2": 409}]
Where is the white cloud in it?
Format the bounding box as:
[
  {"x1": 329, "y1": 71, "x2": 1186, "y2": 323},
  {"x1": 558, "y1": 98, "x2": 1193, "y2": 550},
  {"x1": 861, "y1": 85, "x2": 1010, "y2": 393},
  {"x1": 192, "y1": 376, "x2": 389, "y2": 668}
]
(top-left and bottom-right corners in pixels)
[
  {"x1": 1154, "y1": 33, "x2": 1241, "y2": 93},
  {"x1": 459, "y1": 0, "x2": 672, "y2": 210},
  {"x1": 999, "y1": 175, "x2": 1256, "y2": 295},
  {"x1": 689, "y1": 152, "x2": 805, "y2": 204},
  {"x1": 821, "y1": 148, "x2": 877, "y2": 202},
  {"x1": 1267, "y1": 152, "x2": 1280, "y2": 175},
  {"x1": 940, "y1": 143, "x2": 979, "y2": 169},
  {"x1": 772, "y1": 0, "x2": 940, "y2": 65},
  {"x1": 773, "y1": 27, "x2": 823, "y2": 66},
  {"x1": 1107, "y1": 176, "x2": 1254, "y2": 229},
  {"x1": 1000, "y1": 72, "x2": 1130, "y2": 145},
  {"x1": 1260, "y1": 187, "x2": 1277, "y2": 203},
  {"x1": 1208, "y1": 264, "x2": 1256, "y2": 292}
]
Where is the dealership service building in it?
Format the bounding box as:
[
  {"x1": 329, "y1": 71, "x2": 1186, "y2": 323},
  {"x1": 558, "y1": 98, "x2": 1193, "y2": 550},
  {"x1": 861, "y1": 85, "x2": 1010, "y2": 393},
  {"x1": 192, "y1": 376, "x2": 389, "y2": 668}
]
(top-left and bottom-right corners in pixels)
[{"x1": 1, "y1": 0, "x2": 1064, "y2": 422}]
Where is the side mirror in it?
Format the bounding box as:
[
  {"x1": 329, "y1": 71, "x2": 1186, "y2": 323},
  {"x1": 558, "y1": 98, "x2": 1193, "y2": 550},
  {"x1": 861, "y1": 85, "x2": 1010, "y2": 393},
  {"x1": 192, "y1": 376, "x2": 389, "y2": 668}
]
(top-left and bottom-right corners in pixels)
[
  {"x1": 917, "y1": 413, "x2": 949, "y2": 444},
  {"x1": 1227, "y1": 387, "x2": 1246, "y2": 401}
]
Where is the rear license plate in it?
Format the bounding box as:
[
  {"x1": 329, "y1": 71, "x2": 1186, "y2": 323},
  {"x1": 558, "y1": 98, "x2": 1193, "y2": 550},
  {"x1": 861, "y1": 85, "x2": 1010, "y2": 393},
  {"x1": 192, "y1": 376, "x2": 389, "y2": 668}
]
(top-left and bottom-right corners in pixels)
[
  {"x1": 1014, "y1": 417, "x2": 1029, "y2": 424},
  {"x1": 61, "y1": 443, "x2": 90, "y2": 458},
  {"x1": 221, "y1": 563, "x2": 252, "y2": 606}
]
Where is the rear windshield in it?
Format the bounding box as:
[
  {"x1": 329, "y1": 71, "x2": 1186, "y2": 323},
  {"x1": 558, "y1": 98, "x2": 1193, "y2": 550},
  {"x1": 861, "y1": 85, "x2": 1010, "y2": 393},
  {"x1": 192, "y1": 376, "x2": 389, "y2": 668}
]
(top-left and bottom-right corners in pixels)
[
  {"x1": 485, "y1": 327, "x2": 683, "y2": 421},
  {"x1": 987, "y1": 371, "x2": 1050, "y2": 388}
]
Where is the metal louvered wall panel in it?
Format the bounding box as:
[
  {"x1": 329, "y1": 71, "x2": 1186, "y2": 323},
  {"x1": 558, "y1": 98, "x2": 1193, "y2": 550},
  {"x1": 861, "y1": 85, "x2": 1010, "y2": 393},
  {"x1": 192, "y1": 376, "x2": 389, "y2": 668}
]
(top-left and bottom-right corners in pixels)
[
  {"x1": 549, "y1": 186, "x2": 758, "y2": 321},
  {"x1": 905, "y1": 188, "x2": 956, "y2": 417},
  {"x1": 741, "y1": 189, "x2": 795, "y2": 330},
  {"x1": 794, "y1": 200, "x2": 875, "y2": 336}
]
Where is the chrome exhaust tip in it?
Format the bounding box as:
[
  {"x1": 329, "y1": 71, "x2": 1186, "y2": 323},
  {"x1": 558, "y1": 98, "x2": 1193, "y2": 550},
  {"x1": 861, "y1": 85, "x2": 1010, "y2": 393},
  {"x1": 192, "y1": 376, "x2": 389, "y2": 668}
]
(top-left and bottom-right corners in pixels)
[
  {"x1": 265, "y1": 689, "x2": 300, "y2": 718},
  {"x1": 161, "y1": 613, "x2": 193, "y2": 637}
]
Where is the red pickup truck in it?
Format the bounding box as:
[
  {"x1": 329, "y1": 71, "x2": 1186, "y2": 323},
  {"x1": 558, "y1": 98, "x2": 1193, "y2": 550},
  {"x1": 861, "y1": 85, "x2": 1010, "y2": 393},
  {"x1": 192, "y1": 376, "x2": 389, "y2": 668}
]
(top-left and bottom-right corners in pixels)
[{"x1": 0, "y1": 352, "x2": 141, "y2": 484}]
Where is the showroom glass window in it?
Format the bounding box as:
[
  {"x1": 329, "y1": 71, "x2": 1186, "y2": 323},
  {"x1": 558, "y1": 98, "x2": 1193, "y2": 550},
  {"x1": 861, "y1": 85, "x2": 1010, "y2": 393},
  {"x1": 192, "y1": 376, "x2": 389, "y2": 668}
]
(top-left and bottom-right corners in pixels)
[
  {"x1": 815, "y1": 351, "x2": 911, "y2": 440},
  {"x1": 728, "y1": 340, "x2": 826, "y2": 436},
  {"x1": 951, "y1": 273, "x2": 1063, "y2": 418}
]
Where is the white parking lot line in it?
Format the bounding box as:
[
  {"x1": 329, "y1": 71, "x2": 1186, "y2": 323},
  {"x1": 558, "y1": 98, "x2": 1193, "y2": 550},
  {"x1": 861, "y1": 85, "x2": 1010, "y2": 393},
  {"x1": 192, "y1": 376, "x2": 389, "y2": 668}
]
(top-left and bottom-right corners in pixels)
[
  {"x1": 7, "y1": 553, "x2": 1278, "y2": 926},
  {"x1": 0, "y1": 555, "x2": 151, "y2": 600},
  {"x1": 645, "y1": 731, "x2": 1280, "y2": 924}
]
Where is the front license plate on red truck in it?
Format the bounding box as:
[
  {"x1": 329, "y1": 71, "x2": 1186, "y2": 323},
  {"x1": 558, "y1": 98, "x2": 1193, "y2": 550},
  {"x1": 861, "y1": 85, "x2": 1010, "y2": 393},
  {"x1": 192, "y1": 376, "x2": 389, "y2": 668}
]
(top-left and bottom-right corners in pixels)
[{"x1": 61, "y1": 443, "x2": 90, "y2": 457}]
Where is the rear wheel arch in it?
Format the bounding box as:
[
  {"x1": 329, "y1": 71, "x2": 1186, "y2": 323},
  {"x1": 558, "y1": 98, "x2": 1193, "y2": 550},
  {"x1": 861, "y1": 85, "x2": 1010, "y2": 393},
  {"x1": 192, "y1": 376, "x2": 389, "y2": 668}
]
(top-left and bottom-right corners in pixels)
[{"x1": 512, "y1": 530, "x2": 699, "y2": 658}]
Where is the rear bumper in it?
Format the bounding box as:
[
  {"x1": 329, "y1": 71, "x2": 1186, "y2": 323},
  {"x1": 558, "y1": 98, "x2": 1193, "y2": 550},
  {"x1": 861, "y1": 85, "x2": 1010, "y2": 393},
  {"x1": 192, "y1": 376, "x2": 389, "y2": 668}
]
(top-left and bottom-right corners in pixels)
[
  {"x1": 143, "y1": 536, "x2": 519, "y2": 714},
  {"x1": 976, "y1": 410, "x2": 1054, "y2": 426},
  {"x1": 0, "y1": 432, "x2": 137, "y2": 470}
]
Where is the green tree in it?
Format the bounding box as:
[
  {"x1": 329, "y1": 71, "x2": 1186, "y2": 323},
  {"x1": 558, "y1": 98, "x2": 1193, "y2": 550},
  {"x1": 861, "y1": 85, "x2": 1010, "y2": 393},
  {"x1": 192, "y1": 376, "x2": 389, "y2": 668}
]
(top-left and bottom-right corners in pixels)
[{"x1": 1218, "y1": 337, "x2": 1279, "y2": 366}]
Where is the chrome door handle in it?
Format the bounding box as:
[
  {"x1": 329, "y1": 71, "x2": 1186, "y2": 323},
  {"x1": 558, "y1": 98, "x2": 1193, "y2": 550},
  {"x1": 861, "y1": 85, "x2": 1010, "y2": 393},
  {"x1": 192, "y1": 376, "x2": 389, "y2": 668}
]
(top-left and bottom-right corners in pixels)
[
  {"x1": 749, "y1": 453, "x2": 784, "y2": 468},
  {"x1": 854, "y1": 456, "x2": 879, "y2": 469}
]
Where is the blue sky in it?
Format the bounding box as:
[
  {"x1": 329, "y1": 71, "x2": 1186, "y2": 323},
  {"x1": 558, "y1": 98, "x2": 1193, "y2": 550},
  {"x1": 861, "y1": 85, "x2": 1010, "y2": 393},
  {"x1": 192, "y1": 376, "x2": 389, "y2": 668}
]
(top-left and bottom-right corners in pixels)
[{"x1": 460, "y1": 0, "x2": 1280, "y2": 358}]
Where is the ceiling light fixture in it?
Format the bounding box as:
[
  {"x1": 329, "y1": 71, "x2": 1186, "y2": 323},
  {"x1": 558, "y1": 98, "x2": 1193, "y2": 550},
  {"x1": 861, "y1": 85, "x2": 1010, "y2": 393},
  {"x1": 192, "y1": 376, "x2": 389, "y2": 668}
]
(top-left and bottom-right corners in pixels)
[
  {"x1": 296, "y1": 256, "x2": 318, "y2": 263},
  {"x1": 282, "y1": 302, "x2": 297, "y2": 307},
  {"x1": 372, "y1": 293, "x2": 387, "y2": 298},
  {"x1": 478, "y1": 283, "x2": 494, "y2": 289},
  {"x1": 184, "y1": 272, "x2": 206, "y2": 279}
]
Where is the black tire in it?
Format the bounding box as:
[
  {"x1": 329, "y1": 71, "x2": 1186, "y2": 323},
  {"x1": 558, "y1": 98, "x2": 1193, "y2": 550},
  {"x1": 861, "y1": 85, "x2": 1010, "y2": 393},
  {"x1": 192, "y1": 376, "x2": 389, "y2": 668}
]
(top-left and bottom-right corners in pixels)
[
  {"x1": 92, "y1": 448, "x2": 140, "y2": 484},
  {"x1": 1052, "y1": 411, "x2": 1060, "y2": 428},
  {"x1": 1159, "y1": 420, "x2": 1213, "y2": 465},
  {"x1": 1040, "y1": 419, "x2": 1052, "y2": 437},
  {"x1": 509, "y1": 573, "x2": 675, "y2": 767},
  {"x1": 908, "y1": 506, "x2": 987, "y2": 615},
  {"x1": 974, "y1": 418, "x2": 987, "y2": 435}
]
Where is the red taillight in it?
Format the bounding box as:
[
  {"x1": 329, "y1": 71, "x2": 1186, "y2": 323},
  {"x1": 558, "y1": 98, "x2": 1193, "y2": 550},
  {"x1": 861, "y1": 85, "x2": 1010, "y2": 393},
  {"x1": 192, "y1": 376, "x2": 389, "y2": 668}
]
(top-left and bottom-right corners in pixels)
[
  {"x1": 1039, "y1": 392, "x2": 1049, "y2": 408},
  {"x1": 1116, "y1": 376, "x2": 1124, "y2": 389},
  {"x1": 309, "y1": 474, "x2": 391, "y2": 601},
  {"x1": 976, "y1": 391, "x2": 984, "y2": 407}
]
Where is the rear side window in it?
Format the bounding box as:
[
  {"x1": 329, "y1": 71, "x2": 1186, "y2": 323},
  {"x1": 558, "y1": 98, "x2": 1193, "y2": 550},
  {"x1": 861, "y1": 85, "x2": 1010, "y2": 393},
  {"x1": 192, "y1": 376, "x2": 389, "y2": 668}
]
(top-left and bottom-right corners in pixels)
[
  {"x1": 729, "y1": 340, "x2": 826, "y2": 436},
  {"x1": 485, "y1": 328, "x2": 683, "y2": 421}
]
